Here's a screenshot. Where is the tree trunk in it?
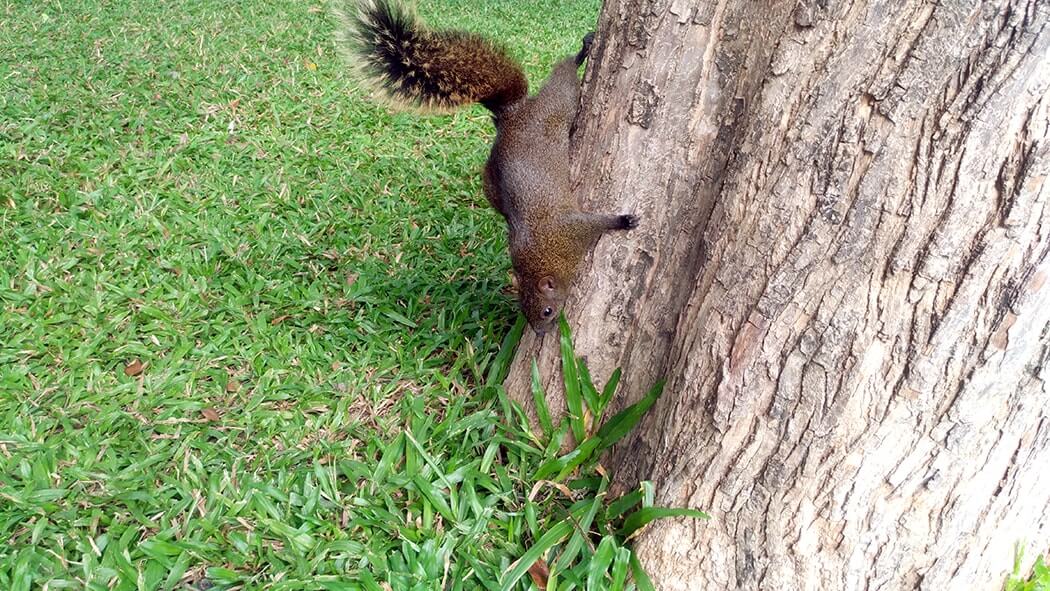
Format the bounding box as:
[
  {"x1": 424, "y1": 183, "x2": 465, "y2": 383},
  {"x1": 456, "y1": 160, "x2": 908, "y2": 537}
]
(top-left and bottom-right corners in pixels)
[{"x1": 504, "y1": 0, "x2": 1050, "y2": 588}]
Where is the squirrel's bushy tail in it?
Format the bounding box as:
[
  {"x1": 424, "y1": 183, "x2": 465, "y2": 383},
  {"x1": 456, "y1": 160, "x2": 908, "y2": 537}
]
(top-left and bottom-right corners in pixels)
[{"x1": 334, "y1": 0, "x2": 528, "y2": 113}]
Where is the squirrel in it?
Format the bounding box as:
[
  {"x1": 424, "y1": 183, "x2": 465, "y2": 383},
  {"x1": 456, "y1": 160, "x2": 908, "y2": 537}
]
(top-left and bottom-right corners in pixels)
[{"x1": 335, "y1": 0, "x2": 638, "y2": 334}]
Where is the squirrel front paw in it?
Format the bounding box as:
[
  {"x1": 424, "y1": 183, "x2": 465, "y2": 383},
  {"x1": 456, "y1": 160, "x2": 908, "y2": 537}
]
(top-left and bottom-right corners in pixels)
[
  {"x1": 618, "y1": 214, "x2": 639, "y2": 230},
  {"x1": 576, "y1": 32, "x2": 596, "y2": 65}
]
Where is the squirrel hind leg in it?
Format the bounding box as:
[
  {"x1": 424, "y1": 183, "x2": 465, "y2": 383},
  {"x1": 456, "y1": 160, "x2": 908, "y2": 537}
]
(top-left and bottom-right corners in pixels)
[{"x1": 482, "y1": 160, "x2": 506, "y2": 216}]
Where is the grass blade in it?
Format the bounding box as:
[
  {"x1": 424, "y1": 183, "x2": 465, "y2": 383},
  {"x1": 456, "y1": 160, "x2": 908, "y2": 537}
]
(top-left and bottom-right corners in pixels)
[
  {"x1": 595, "y1": 380, "x2": 666, "y2": 453},
  {"x1": 558, "y1": 314, "x2": 586, "y2": 444},
  {"x1": 630, "y1": 552, "x2": 656, "y2": 591},
  {"x1": 531, "y1": 360, "x2": 554, "y2": 439},
  {"x1": 554, "y1": 477, "x2": 608, "y2": 573},
  {"x1": 577, "y1": 357, "x2": 600, "y2": 419},
  {"x1": 534, "y1": 436, "x2": 601, "y2": 482},
  {"x1": 641, "y1": 480, "x2": 655, "y2": 508},
  {"x1": 500, "y1": 519, "x2": 574, "y2": 591},
  {"x1": 544, "y1": 420, "x2": 571, "y2": 460},
  {"x1": 487, "y1": 315, "x2": 527, "y2": 386},
  {"x1": 553, "y1": 436, "x2": 602, "y2": 482},
  {"x1": 609, "y1": 547, "x2": 631, "y2": 591},
  {"x1": 586, "y1": 536, "x2": 617, "y2": 591},
  {"x1": 605, "y1": 488, "x2": 645, "y2": 521},
  {"x1": 618, "y1": 507, "x2": 710, "y2": 539},
  {"x1": 373, "y1": 433, "x2": 405, "y2": 487}
]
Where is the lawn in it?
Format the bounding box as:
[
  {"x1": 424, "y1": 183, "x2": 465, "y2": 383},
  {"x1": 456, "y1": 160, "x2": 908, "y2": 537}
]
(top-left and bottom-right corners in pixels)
[
  {"x1": 0, "y1": 0, "x2": 626, "y2": 588},
  {"x1": 10, "y1": 0, "x2": 1048, "y2": 589}
]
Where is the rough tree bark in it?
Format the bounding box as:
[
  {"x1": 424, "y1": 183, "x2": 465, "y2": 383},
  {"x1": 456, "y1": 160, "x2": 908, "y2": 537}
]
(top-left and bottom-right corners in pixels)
[{"x1": 503, "y1": 0, "x2": 1050, "y2": 588}]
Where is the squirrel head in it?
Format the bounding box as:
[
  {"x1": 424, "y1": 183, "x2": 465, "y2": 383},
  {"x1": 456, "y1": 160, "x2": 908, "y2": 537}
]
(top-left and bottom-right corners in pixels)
[{"x1": 514, "y1": 273, "x2": 566, "y2": 334}]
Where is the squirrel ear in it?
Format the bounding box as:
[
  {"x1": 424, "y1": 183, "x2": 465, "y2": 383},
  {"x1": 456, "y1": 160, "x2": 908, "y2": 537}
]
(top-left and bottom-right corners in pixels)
[{"x1": 538, "y1": 276, "x2": 557, "y2": 294}]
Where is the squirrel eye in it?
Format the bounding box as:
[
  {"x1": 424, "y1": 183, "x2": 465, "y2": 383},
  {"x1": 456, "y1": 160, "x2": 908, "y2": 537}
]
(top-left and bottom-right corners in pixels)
[{"x1": 542, "y1": 307, "x2": 553, "y2": 317}]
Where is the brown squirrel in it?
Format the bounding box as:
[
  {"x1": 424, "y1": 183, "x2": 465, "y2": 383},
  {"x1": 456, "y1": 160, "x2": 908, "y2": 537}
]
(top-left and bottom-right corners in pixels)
[{"x1": 335, "y1": 0, "x2": 638, "y2": 333}]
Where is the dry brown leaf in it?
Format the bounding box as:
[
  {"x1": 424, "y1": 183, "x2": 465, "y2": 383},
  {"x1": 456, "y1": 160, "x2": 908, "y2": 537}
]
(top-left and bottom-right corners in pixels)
[
  {"x1": 528, "y1": 479, "x2": 574, "y2": 501},
  {"x1": 271, "y1": 315, "x2": 290, "y2": 325},
  {"x1": 527, "y1": 559, "x2": 549, "y2": 590},
  {"x1": 225, "y1": 381, "x2": 240, "y2": 393},
  {"x1": 124, "y1": 359, "x2": 144, "y2": 376},
  {"x1": 201, "y1": 408, "x2": 220, "y2": 422}
]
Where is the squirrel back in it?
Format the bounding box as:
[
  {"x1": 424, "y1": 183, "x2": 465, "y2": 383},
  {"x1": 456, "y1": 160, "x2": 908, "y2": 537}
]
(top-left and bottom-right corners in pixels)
[{"x1": 335, "y1": 0, "x2": 528, "y2": 113}]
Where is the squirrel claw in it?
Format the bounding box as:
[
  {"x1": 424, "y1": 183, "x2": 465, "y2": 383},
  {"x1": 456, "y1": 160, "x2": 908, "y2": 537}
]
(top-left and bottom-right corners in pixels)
[{"x1": 576, "y1": 32, "x2": 596, "y2": 65}]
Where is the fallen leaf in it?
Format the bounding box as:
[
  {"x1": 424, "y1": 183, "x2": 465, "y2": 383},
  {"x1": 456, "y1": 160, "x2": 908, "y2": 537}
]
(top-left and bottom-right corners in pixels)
[
  {"x1": 226, "y1": 380, "x2": 240, "y2": 393},
  {"x1": 305, "y1": 61, "x2": 317, "y2": 71},
  {"x1": 271, "y1": 314, "x2": 290, "y2": 325},
  {"x1": 124, "y1": 359, "x2": 144, "y2": 376},
  {"x1": 201, "y1": 408, "x2": 220, "y2": 421},
  {"x1": 527, "y1": 559, "x2": 549, "y2": 590}
]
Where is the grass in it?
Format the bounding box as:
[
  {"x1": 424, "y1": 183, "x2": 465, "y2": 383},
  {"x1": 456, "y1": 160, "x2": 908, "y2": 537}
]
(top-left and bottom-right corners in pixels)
[
  {"x1": 1008, "y1": 551, "x2": 1050, "y2": 591},
  {"x1": 0, "y1": 0, "x2": 713, "y2": 588}
]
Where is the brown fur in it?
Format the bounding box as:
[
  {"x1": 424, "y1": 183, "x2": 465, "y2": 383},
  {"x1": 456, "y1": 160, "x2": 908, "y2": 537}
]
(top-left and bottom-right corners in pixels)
[
  {"x1": 334, "y1": 0, "x2": 526, "y2": 113},
  {"x1": 337, "y1": 1, "x2": 637, "y2": 333}
]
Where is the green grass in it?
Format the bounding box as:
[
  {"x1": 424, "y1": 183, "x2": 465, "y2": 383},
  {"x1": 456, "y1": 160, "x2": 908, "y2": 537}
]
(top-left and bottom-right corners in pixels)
[
  {"x1": 0, "y1": 0, "x2": 714, "y2": 588},
  {"x1": 1008, "y1": 551, "x2": 1050, "y2": 591}
]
